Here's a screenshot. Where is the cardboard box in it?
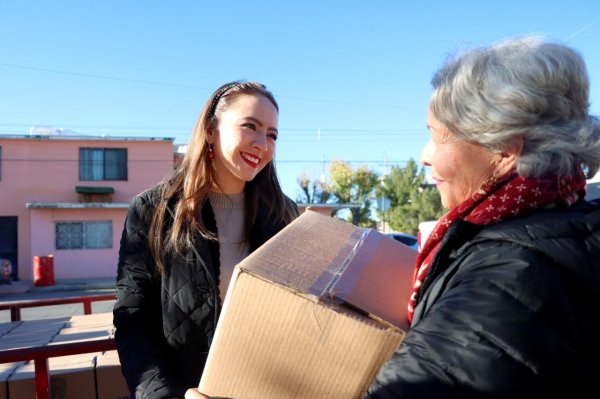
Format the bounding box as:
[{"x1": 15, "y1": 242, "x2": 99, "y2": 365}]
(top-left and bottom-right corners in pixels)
[
  {"x1": 95, "y1": 350, "x2": 130, "y2": 399},
  {"x1": 68, "y1": 312, "x2": 114, "y2": 329},
  {"x1": 0, "y1": 323, "x2": 16, "y2": 337},
  {"x1": 50, "y1": 325, "x2": 113, "y2": 344},
  {"x1": 0, "y1": 319, "x2": 67, "y2": 352},
  {"x1": 49, "y1": 313, "x2": 114, "y2": 345},
  {"x1": 0, "y1": 362, "x2": 22, "y2": 399},
  {"x1": 8, "y1": 352, "x2": 98, "y2": 399},
  {"x1": 199, "y1": 211, "x2": 416, "y2": 399}
]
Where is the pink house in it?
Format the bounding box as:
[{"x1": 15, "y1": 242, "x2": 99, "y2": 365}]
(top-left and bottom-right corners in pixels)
[{"x1": 0, "y1": 133, "x2": 174, "y2": 282}]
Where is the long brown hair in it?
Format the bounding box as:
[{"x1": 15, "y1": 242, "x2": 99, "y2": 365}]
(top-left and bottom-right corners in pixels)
[{"x1": 149, "y1": 81, "x2": 296, "y2": 274}]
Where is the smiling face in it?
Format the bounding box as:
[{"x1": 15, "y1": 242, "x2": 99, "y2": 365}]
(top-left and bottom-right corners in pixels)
[
  {"x1": 421, "y1": 109, "x2": 501, "y2": 209},
  {"x1": 208, "y1": 93, "x2": 279, "y2": 194}
]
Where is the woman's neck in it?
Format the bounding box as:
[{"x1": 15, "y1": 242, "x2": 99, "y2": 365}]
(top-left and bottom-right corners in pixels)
[{"x1": 210, "y1": 182, "x2": 245, "y2": 195}]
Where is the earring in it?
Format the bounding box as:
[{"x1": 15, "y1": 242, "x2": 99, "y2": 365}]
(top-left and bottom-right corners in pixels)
[
  {"x1": 480, "y1": 175, "x2": 497, "y2": 190},
  {"x1": 208, "y1": 143, "x2": 215, "y2": 159}
]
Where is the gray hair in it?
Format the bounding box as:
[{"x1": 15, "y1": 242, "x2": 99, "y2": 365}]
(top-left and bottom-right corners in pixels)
[{"x1": 429, "y1": 36, "x2": 600, "y2": 179}]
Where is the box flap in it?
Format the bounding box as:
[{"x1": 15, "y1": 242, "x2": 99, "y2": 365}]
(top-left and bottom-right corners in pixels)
[
  {"x1": 238, "y1": 211, "x2": 362, "y2": 293},
  {"x1": 238, "y1": 211, "x2": 415, "y2": 329},
  {"x1": 322, "y1": 229, "x2": 416, "y2": 330}
]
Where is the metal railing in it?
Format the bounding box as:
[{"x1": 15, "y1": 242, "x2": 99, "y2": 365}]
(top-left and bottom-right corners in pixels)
[
  {"x1": 0, "y1": 294, "x2": 119, "y2": 398},
  {"x1": 0, "y1": 293, "x2": 116, "y2": 321},
  {"x1": 0, "y1": 332, "x2": 115, "y2": 399}
]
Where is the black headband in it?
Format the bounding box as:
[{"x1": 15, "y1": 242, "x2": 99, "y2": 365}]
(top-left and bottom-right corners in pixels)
[{"x1": 207, "y1": 83, "x2": 238, "y2": 118}]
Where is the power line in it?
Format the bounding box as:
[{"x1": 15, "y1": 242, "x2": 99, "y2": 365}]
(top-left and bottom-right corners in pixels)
[
  {"x1": 0, "y1": 62, "x2": 420, "y2": 111},
  {"x1": 0, "y1": 158, "x2": 413, "y2": 167},
  {"x1": 565, "y1": 16, "x2": 600, "y2": 41},
  {"x1": 279, "y1": 159, "x2": 412, "y2": 164},
  {"x1": 0, "y1": 62, "x2": 213, "y2": 90},
  {"x1": 1, "y1": 158, "x2": 173, "y2": 163},
  {"x1": 0, "y1": 124, "x2": 424, "y2": 136},
  {"x1": 0, "y1": 124, "x2": 421, "y2": 132}
]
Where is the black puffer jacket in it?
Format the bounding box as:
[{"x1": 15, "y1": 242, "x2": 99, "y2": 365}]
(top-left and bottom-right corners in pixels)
[
  {"x1": 113, "y1": 187, "x2": 297, "y2": 399},
  {"x1": 368, "y1": 200, "x2": 600, "y2": 398}
]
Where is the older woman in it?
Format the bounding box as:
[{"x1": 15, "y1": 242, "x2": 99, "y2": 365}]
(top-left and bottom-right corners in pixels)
[{"x1": 368, "y1": 37, "x2": 600, "y2": 398}]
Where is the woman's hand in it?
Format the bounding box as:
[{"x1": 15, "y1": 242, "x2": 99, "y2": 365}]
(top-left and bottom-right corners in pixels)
[{"x1": 184, "y1": 388, "x2": 209, "y2": 399}]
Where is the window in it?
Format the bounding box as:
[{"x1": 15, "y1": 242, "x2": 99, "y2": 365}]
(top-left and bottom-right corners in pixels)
[
  {"x1": 79, "y1": 148, "x2": 127, "y2": 181},
  {"x1": 55, "y1": 221, "x2": 112, "y2": 249}
]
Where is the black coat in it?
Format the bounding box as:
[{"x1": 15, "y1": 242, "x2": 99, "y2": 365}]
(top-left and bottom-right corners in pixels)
[
  {"x1": 113, "y1": 187, "x2": 297, "y2": 399},
  {"x1": 368, "y1": 200, "x2": 600, "y2": 398}
]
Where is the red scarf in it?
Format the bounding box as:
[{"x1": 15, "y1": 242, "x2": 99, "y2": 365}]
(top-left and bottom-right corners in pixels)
[{"x1": 407, "y1": 171, "x2": 587, "y2": 325}]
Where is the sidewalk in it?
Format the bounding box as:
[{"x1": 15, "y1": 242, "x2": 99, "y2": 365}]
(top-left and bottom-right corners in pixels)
[{"x1": 0, "y1": 277, "x2": 115, "y2": 296}]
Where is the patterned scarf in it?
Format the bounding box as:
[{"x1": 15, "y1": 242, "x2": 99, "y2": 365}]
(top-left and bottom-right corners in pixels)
[{"x1": 407, "y1": 171, "x2": 587, "y2": 325}]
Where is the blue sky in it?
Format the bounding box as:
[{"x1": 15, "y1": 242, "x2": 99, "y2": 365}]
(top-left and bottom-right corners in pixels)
[{"x1": 1, "y1": 1, "x2": 599, "y2": 200}]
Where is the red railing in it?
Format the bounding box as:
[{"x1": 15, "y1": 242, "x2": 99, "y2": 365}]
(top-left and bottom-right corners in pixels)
[
  {"x1": 0, "y1": 294, "x2": 118, "y2": 398},
  {"x1": 0, "y1": 293, "x2": 116, "y2": 321},
  {"x1": 0, "y1": 335, "x2": 116, "y2": 399}
]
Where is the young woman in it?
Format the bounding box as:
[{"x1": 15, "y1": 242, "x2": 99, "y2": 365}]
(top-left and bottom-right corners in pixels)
[{"x1": 113, "y1": 81, "x2": 298, "y2": 399}]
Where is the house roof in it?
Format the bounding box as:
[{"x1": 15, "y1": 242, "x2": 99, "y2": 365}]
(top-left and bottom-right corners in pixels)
[
  {"x1": 0, "y1": 134, "x2": 174, "y2": 142},
  {"x1": 26, "y1": 202, "x2": 129, "y2": 209}
]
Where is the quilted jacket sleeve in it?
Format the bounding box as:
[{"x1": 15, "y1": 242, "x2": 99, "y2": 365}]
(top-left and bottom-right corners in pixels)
[
  {"x1": 367, "y1": 239, "x2": 592, "y2": 398},
  {"x1": 113, "y1": 192, "x2": 186, "y2": 399}
]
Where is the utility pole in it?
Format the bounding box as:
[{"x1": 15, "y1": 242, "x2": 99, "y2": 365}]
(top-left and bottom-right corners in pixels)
[
  {"x1": 318, "y1": 128, "x2": 325, "y2": 186},
  {"x1": 380, "y1": 152, "x2": 388, "y2": 232}
]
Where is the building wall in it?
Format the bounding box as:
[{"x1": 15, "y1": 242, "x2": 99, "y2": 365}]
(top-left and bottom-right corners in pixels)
[
  {"x1": 0, "y1": 135, "x2": 173, "y2": 281},
  {"x1": 28, "y1": 207, "x2": 127, "y2": 280}
]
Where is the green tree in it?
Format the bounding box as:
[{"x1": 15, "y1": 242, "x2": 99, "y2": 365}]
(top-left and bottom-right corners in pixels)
[
  {"x1": 378, "y1": 159, "x2": 445, "y2": 235},
  {"x1": 329, "y1": 160, "x2": 379, "y2": 226},
  {"x1": 296, "y1": 172, "x2": 331, "y2": 204}
]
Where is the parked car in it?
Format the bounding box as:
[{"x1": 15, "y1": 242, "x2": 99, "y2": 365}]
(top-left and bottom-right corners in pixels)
[{"x1": 386, "y1": 232, "x2": 419, "y2": 251}]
